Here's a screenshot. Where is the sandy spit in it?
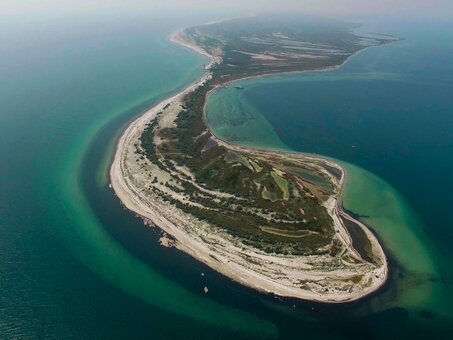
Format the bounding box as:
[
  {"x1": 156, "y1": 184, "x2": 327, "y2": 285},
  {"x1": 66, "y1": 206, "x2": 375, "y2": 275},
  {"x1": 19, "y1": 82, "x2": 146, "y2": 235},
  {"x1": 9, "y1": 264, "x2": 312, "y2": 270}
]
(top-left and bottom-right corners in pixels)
[{"x1": 110, "y1": 28, "x2": 388, "y2": 303}]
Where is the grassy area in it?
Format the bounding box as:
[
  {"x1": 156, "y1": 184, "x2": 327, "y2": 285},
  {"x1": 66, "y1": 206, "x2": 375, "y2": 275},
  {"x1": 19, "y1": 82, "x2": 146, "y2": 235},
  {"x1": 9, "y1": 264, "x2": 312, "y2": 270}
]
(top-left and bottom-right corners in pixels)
[
  {"x1": 139, "y1": 74, "x2": 336, "y2": 254},
  {"x1": 260, "y1": 226, "x2": 311, "y2": 238},
  {"x1": 271, "y1": 171, "x2": 290, "y2": 200},
  {"x1": 262, "y1": 186, "x2": 278, "y2": 202}
]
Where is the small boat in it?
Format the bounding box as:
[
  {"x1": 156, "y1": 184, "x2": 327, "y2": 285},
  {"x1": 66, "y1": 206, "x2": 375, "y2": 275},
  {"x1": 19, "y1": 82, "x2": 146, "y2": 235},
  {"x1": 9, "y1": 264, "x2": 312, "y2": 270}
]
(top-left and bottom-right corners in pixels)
[{"x1": 234, "y1": 86, "x2": 244, "y2": 90}]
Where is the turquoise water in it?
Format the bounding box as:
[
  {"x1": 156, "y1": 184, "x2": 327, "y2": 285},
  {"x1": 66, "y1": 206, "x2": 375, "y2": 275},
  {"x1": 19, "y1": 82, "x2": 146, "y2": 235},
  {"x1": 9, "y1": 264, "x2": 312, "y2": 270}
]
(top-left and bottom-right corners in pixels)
[{"x1": 1, "y1": 8, "x2": 453, "y2": 339}]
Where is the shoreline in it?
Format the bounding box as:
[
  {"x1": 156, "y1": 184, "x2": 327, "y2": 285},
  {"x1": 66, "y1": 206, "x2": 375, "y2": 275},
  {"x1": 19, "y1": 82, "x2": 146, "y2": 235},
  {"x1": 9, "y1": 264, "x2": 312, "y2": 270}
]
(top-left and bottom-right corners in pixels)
[{"x1": 110, "y1": 26, "x2": 388, "y2": 303}]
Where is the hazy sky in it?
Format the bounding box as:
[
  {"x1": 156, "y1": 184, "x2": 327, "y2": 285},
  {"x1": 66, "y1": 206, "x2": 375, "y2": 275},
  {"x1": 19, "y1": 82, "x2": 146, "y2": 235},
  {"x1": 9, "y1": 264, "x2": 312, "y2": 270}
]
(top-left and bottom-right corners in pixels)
[{"x1": 1, "y1": 0, "x2": 452, "y2": 19}]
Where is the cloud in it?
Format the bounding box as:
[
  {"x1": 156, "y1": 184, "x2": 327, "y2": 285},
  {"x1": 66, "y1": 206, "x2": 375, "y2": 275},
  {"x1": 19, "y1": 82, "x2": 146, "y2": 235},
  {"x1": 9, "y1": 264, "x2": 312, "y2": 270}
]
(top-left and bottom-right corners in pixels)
[{"x1": 1, "y1": 0, "x2": 452, "y2": 18}]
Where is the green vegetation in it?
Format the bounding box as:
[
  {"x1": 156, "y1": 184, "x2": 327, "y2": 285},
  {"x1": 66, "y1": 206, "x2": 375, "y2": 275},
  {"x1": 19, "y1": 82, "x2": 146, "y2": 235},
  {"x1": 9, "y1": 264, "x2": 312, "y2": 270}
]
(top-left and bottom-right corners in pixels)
[
  {"x1": 140, "y1": 76, "x2": 335, "y2": 254},
  {"x1": 271, "y1": 171, "x2": 289, "y2": 200}
]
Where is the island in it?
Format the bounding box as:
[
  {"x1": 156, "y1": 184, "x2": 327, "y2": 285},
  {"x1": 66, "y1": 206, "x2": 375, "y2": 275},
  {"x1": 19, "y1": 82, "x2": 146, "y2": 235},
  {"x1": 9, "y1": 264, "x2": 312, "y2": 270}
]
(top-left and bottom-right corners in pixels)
[{"x1": 110, "y1": 15, "x2": 399, "y2": 303}]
